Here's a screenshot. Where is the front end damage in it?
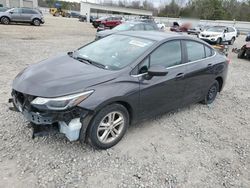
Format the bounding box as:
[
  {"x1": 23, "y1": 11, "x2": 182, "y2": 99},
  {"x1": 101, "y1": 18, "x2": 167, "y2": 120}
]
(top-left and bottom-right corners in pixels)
[{"x1": 9, "y1": 90, "x2": 91, "y2": 141}]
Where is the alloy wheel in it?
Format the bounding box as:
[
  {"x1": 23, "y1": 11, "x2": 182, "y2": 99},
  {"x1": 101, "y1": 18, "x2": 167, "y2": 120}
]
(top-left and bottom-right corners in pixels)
[
  {"x1": 33, "y1": 20, "x2": 40, "y2": 26},
  {"x1": 207, "y1": 85, "x2": 217, "y2": 102},
  {"x1": 2, "y1": 17, "x2": 9, "y2": 24},
  {"x1": 97, "y1": 111, "x2": 124, "y2": 144}
]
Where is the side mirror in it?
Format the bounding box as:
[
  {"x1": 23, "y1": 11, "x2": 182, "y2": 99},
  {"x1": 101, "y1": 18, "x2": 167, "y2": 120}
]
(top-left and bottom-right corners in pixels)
[
  {"x1": 148, "y1": 65, "x2": 168, "y2": 77},
  {"x1": 9, "y1": 11, "x2": 13, "y2": 14}
]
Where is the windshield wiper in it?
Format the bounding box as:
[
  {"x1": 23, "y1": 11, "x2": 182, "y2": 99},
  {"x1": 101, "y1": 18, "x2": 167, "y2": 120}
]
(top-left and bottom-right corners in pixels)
[{"x1": 75, "y1": 56, "x2": 107, "y2": 69}]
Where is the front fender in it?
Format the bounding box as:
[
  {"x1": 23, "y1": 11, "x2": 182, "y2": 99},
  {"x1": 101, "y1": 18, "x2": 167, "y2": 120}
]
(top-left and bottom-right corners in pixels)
[{"x1": 77, "y1": 77, "x2": 140, "y2": 121}]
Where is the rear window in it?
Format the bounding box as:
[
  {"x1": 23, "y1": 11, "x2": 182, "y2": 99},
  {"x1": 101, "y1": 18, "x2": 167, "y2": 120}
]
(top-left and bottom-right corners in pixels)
[
  {"x1": 22, "y1": 9, "x2": 37, "y2": 14},
  {"x1": 145, "y1": 24, "x2": 155, "y2": 31},
  {"x1": 186, "y1": 41, "x2": 205, "y2": 62}
]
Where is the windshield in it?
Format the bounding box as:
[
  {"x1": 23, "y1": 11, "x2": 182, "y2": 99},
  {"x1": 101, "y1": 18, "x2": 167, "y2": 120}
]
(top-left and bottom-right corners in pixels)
[
  {"x1": 113, "y1": 23, "x2": 134, "y2": 31},
  {"x1": 76, "y1": 35, "x2": 154, "y2": 70},
  {"x1": 98, "y1": 17, "x2": 108, "y2": 21},
  {"x1": 206, "y1": 27, "x2": 225, "y2": 32}
]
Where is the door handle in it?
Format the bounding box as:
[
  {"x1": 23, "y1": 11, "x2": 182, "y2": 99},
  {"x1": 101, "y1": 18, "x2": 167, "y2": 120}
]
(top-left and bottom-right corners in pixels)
[{"x1": 175, "y1": 73, "x2": 184, "y2": 80}]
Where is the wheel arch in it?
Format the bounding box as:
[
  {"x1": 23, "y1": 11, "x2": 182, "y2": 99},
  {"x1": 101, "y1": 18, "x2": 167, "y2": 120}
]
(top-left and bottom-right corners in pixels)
[
  {"x1": 32, "y1": 17, "x2": 41, "y2": 23},
  {"x1": 0, "y1": 15, "x2": 10, "y2": 21},
  {"x1": 80, "y1": 100, "x2": 134, "y2": 143},
  {"x1": 215, "y1": 76, "x2": 223, "y2": 92}
]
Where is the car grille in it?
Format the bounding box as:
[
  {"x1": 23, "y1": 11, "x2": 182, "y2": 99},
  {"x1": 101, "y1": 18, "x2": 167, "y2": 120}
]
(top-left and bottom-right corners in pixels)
[
  {"x1": 202, "y1": 34, "x2": 210, "y2": 37},
  {"x1": 12, "y1": 90, "x2": 36, "y2": 111}
]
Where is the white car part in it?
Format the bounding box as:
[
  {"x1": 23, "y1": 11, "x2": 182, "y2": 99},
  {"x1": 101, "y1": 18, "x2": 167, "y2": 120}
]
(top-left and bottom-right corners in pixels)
[{"x1": 59, "y1": 118, "x2": 82, "y2": 141}]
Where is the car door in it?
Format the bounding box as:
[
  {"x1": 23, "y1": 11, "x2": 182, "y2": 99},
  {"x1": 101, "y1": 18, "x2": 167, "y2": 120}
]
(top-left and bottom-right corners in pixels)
[
  {"x1": 137, "y1": 40, "x2": 187, "y2": 118},
  {"x1": 181, "y1": 40, "x2": 215, "y2": 105},
  {"x1": 105, "y1": 17, "x2": 112, "y2": 27},
  {"x1": 20, "y1": 8, "x2": 32, "y2": 22},
  {"x1": 9, "y1": 8, "x2": 21, "y2": 21},
  {"x1": 227, "y1": 27, "x2": 236, "y2": 40}
]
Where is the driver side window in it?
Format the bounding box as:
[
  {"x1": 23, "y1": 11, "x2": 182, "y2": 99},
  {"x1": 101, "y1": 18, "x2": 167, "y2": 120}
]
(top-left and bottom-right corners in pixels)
[
  {"x1": 150, "y1": 40, "x2": 182, "y2": 68},
  {"x1": 137, "y1": 40, "x2": 182, "y2": 74}
]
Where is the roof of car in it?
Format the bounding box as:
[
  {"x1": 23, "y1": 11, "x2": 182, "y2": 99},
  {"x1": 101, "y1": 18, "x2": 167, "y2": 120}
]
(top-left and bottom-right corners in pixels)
[{"x1": 116, "y1": 31, "x2": 184, "y2": 41}]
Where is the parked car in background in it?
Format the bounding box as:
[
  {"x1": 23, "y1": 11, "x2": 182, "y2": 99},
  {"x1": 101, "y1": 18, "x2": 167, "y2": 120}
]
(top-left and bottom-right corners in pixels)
[
  {"x1": 156, "y1": 21, "x2": 165, "y2": 30},
  {"x1": 0, "y1": 7, "x2": 44, "y2": 26},
  {"x1": 0, "y1": 7, "x2": 10, "y2": 12},
  {"x1": 170, "y1": 22, "x2": 191, "y2": 32},
  {"x1": 199, "y1": 26, "x2": 237, "y2": 44},
  {"x1": 92, "y1": 16, "x2": 123, "y2": 29},
  {"x1": 69, "y1": 11, "x2": 80, "y2": 18},
  {"x1": 237, "y1": 32, "x2": 250, "y2": 59},
  {"x1": 187, "y1": 25, "x2": 207, "y2": 35},
  {"x1": 79, "y1": 15, "x2": 97, "y2": 23},
  {"x1": 10, "y1": 31, "x2": 229, "y2": 149},
  {"x1": 95, "y1": 21, "x2": 159, "y2": 39}
]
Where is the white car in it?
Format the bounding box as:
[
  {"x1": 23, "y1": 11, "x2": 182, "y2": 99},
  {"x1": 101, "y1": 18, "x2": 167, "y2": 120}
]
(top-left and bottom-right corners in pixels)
[
  {"x1": 156, "y1": 21, "x2": 165, "y2": 30},
  {"x1": 199, "y1": 26, "x2": 237, "y2": 44}
]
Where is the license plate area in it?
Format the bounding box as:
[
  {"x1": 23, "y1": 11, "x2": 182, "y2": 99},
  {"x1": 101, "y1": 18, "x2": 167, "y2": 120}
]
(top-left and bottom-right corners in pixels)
[{"x1": 23, "y1": 111, "x2": 53, "y2": 125}]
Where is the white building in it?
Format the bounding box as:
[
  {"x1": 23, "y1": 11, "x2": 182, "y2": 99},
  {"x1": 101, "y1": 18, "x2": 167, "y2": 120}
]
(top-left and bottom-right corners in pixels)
[
  {"x1": 80, "y1": 2, "x2": 153, "y2": 22},
  {"x1": 0, "y1": 0, "x2": 38, "y2": 8}
]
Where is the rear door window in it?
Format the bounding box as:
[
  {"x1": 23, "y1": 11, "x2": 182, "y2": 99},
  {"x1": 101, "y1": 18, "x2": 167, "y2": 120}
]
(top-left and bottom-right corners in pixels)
[
  {"x1": 186, "y1": 41, "x2": 205, "y2": 62},
  {"x1": 145, "y1": 24, "x2": 155, "y2": 31},
  {"x1": 22, "y1": 9, "x2": 37, "y2": 14},
  {"x1": 204, "y1": 45, "x2": 213, "y2": 57}
]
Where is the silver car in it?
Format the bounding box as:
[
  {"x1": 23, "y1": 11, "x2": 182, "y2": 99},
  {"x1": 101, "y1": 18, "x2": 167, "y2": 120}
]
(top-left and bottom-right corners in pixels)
[{"x1": 0, "y1": 7, "x2": 44, "y2": 26}]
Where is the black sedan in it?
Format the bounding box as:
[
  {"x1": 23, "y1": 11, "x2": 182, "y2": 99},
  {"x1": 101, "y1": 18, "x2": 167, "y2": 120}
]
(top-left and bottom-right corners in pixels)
[
  {"x1": 10, "y1": 31, "x2": 229, "y2": 149},
  {"x1": 96, "y1": 21, "x2": 159, "y2": 40}
]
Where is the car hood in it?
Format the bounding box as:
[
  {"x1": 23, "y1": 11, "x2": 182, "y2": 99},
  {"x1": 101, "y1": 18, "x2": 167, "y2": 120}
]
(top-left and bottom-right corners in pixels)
[
  {"x1": 12, "y1": 54, "x2": 117, "y2": 98},
  {"x1": 97, "y1": 30, "x2": 117, "y2": 38},
  {"x1": 201, "y1": 31, "x2": 222, "y2": 35}
]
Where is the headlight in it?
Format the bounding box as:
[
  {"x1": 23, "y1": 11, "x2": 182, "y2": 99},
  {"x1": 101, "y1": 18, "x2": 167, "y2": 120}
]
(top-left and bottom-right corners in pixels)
[{"x1": 31, "y1": 90, "x2": 94, "y2": 110}]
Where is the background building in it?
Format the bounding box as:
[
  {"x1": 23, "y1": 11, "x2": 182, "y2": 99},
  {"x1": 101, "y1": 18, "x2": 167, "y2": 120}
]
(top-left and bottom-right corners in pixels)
[
  {"x1": 81, "y1": 2, "x2": 153, "y2": 22},
  {"x1": 0, "y1": 0, "x2": 38, "y2": 8}
]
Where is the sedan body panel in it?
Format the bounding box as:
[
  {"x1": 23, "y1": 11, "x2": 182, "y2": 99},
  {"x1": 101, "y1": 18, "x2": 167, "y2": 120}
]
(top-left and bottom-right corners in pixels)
[
  {"x1": 12, "y1": 54, "x2": 118, "y2": 98},
  {"x1": 10, "y1": 31, "x2": 229, "y2": 145}
]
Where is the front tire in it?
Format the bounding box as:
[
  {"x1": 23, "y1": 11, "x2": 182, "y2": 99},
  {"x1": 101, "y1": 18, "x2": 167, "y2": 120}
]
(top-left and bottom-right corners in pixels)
[
  {"x1": 86, "y1": 104, "x2": 129, "y2": 149},
  {"x1": 32, "y1": 19, "x2": 41, "y2": 26},
  {"x1": 1, "y1": 16, "x2": 10, "y2": 24},
  {"x1": 202, "y1": 80, "x2": 219, "y2": 105}
]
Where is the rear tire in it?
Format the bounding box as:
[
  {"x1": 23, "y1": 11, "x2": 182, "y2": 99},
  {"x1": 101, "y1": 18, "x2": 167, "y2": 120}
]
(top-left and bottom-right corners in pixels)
[
  {"x1": 229, "y1": 37, "x2": 235, "y2": 45},
  {"x1": 1, "y1": 16, "x2": 10, "y2": 25},
  {"x1": 202, "y1": 80, "x2": 219, "y2": 105},
  {"x1": 32, "y1": 19, "x2": 41, "y2": 26},
  {"x1": 216, "y1": 37, "x2": 222, "y2": 44},
  {"x1": 238, "y1": 49, "x2": 245, "y2": 59},
  {"x1": 86, "y1": 104, "x2": 129, "y2": 149}
]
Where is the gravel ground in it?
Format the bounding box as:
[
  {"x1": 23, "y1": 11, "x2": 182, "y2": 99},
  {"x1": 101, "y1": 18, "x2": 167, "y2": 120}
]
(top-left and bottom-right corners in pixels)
[{"x1": 0, "y1": 16, "x2": 250, "y2": 188}]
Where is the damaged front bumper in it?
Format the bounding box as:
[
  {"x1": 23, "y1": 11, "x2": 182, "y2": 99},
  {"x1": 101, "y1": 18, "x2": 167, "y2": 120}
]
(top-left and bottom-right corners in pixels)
[{"x1": 9, "y1": 90, "x2": 92, "y2": 141}]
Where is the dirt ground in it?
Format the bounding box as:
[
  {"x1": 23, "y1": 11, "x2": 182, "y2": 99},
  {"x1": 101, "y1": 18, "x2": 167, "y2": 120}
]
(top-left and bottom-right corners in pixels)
[{"x1": 0, "y1": 16, "x2": 249, "y2": 188}]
